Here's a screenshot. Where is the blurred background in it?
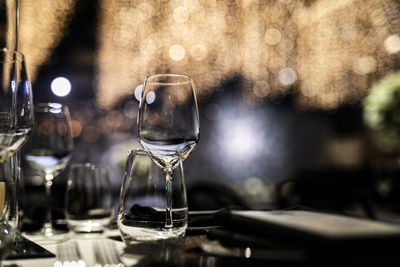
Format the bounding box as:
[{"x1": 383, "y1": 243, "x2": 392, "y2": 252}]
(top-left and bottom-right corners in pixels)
[{"x1": 7, "y1": 0, "x2": 400, "y2": 227}]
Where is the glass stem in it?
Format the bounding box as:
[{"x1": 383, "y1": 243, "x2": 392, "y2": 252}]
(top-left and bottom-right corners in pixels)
[
  {"x1": 13, "y1": 152, "x2": 21, "y2": 243},
  {"x1": 164, "y1": 169, "x2": 173, "y2": 229},
  {"x1": 43, "y1": 176, "x2": 53, "y2": 235}
]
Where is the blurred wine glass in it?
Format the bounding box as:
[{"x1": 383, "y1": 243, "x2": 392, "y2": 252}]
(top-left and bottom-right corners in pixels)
[
  {"x1": 137, "y1": 74, "x2": 199, "y2": 234},
  {"x1": 0, "y1": 48, "x2": 31, "y2": 257},
  {"x1": 0, "y1": 49, "x2": 33, "y2": 162},
  {"x1": 12, "y1": 50, "x2": 34, "y2": 246},
  {"x1": 66, "y1": 163, "x2": 113, "y2": 233},
  {"x1": 23, "y1": 103, "x2": 73, "y2": 240}
]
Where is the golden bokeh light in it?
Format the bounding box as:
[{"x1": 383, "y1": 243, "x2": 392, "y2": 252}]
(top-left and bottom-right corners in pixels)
[
  {"x1": 15, "y1": 0, "x2": 400, "y2": 110},
  {"x1": 95, "y1": 0, "x2": 400, "y2": 109},
  {"x1": 265, "y1": 28, "x2": 282, "y2": 46},
  {"x1": 173, "y1": 6, "x2": 189, "y2": 23},
  {"x1": 384, "y1": 34, "x2": 400, "y2": 54},
  {"x1": 353, "y1": 56, "x2": 377, "y2": 75},
  {"x1": 190, "y1": 44, "x2": 207, "y2": 61},
  {"x1": 70, "y1": 119, "x2": 82, "y2": 138},
  {"x1": 169, "y1": 44, "x2": 186, "y2": 61},
  {"x1": 18, "y1": 0, "x2": 76, "y2": 81}
]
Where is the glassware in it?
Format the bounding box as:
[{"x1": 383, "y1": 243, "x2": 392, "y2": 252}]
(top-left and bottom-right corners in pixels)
[
  {"x1": 65, "y1": 163, "x2": 113, "y2": 233},
  {"x1": 0, "y1": 49, "x2": 33, "y2": 248},
  {"x1": 22, "y1": 103, "x2": 73, "y2": 239},
  {"x1": 0, "y1": 49, "x2": 33, "y2": 162},
  {"x1": 137, "y1": 74, "x2": 199, "y2": 234},
  {"x1": 12, "y1": 50, "x2": 34, "y2": 244},
  {"x1": 118, "y1": 149, "x2": 187, "y2": 242}
]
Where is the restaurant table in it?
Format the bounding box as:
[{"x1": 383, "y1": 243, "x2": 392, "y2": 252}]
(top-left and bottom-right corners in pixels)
[
  {"x1": 5, "y1": 209, "x2": 400, "y2": 266},
  {"x1": 3, "y1": 229, "x2": 141, "y2": 267}
]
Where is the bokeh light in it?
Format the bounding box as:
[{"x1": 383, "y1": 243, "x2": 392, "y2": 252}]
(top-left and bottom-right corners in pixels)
[
  {"x1": 94, "y1": 0, "x2": 400, "y2": 110},
  {"x1": 134, "y1": 85, "x2": 143, "y2": 102},
  {"x1": 384, "y1": 34, "x2": 400, "y2": 54},
  {"x1": 19, "y1": 0, "x2": 76, "y2": 80},
  {"x1": 278, "y1": 68, "x2": 297, "y2": 86},
  {"x1": 15, "y1": 0, "x2": 400, "y2": 110},
  {"x1": 169, "y1": 44, "x2": 186, "y2": 61},
  {"x1": 146, "y1": 91, "x2": 156, "y2": 104},
  {"x1": 51, "y1": 77, "x2": 72, "y2": 97},
  {"x1": 265, "y1": 28, "x2": 282, "y2": 45}
]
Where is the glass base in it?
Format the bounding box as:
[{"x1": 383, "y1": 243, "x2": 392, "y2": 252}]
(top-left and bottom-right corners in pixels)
[
  {"x1": 119, "y1": 224, "x2": 187, "y2": 244},
  {"x1": 24, "y1": 225, "x2": 69, "y2": 245},
  {"x1": 68, "y1": 218, "x2": 110, "y2": 233}
]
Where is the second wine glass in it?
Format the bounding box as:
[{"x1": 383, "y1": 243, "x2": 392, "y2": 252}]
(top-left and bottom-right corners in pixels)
[
  {"x1": 137, "y1": 74, "x2": 199, "y2": 234},
  {"x1": 23, "y1": 103, "x2": 73, "y2": 240}
]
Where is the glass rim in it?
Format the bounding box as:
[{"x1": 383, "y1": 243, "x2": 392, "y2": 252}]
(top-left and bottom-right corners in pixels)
[
  {"x1": 144, "y1": 73, "x2": 192, "y2": 85},
  {"x1": 128, "y1": 149, "x2": 148, "y2": 156}
]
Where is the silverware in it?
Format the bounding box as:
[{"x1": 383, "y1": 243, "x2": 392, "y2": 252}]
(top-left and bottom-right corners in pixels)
[
  {"x1": 55, "y1": 240, "x2": 86, "y2": 267},
  {"x1": 94, "y1": 240, "x2": 124, "y2": 267}
]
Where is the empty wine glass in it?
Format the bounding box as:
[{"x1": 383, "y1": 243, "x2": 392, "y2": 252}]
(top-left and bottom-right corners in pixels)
[
  {"x1": 118, "y1": 149, "x2": 187, "y2": 242},
  {"x1": 0, "y1": 49, "x2": 33, "y2": 162},
  {"x1": 22, "y1": 103, "x2": 73, "y2": 240},
  {"x1": 11, "y1": 50, "x2": 34, "y2": 244},
  {"x1": 137, "y1": 74, "x2": 199, "y2": 234},
  {"x1": 0, "y1": 49, "x2": 33, "y2": 248},
  {"x1": 66, "y1": 163, "x2": 113, "y2": 233}
]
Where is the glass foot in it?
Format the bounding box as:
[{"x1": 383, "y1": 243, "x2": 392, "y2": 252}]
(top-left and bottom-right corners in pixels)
[{"x1": 24, "y1": 225, "x2": 69, "y2": 245}]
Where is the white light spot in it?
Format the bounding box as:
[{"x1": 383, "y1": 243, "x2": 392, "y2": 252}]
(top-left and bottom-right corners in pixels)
[
  {"x1": 278, "y1": 68, "x2": 297, "y2": 86},
  {"x1": 51, "y1": 77, "x2": 71, "y2": 97},
  {"x1": 146, "y1": 91, "x2": 156, "y2": 104},
  {"x1": 134, "y1": 84, "x2": 143, "y2": 101},
  {"x1": 169, "y1": 45, "x2": 185, "y2": 61},
  {"x1": 244, "y1": 247, "x2": 252, "y2": 258},
  {"x1": 49, "y1": 103, "x2": 62, "y2": 113},
  {"x1": 222, "y1": 120, "x2": 263, "y2": 160},
  {"x1": 384, "y1": 34, "x2": 400, "y2": 54},
  {"x1": 49, "y1": 103, "x2": 62, "y2": 109}
]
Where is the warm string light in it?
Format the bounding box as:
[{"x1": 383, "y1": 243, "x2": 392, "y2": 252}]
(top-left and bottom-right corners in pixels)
[
  {"x1": 18, "y1": 0, "x2": 76, "y2": 81},
  {"x1": 94, "y1": 0, "x2": 400, "y2": 110},
  {"x1": 15, "y1": 0, "x2": 400, "y2": 111}
]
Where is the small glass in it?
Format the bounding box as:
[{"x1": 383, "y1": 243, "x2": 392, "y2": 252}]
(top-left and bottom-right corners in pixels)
[
  {"x1": 118, "y1": 149, "x2": 188, "y2": 243},
  {"x1": 65, "y1": 163, "x2": 113, "y2": 233}
]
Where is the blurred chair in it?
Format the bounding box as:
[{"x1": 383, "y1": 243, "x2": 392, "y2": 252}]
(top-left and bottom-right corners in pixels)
[{"x1": 187, "y1": 181, "x2": 249, "y2": 211}]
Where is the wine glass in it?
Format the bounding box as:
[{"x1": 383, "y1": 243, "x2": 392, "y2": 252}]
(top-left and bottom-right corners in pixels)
[
  {"x1": 0, "y1": 49, "x2": 33, "y2": 162},
  {"x1": 22, "y1": 103, "x2": 73, "y2": 240},
  {"x1": 0, "y1": 48, "x2": 32, "y2": 255},
  {"x1": 118, "y1": 149, "x2": 188, "y2": 242},
  {"x1": 137, "y1": 74, "x2": 199, "y2": 233},
  {"x1": 12, "y1": 50, "x2": 34, "y2": 246}
]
